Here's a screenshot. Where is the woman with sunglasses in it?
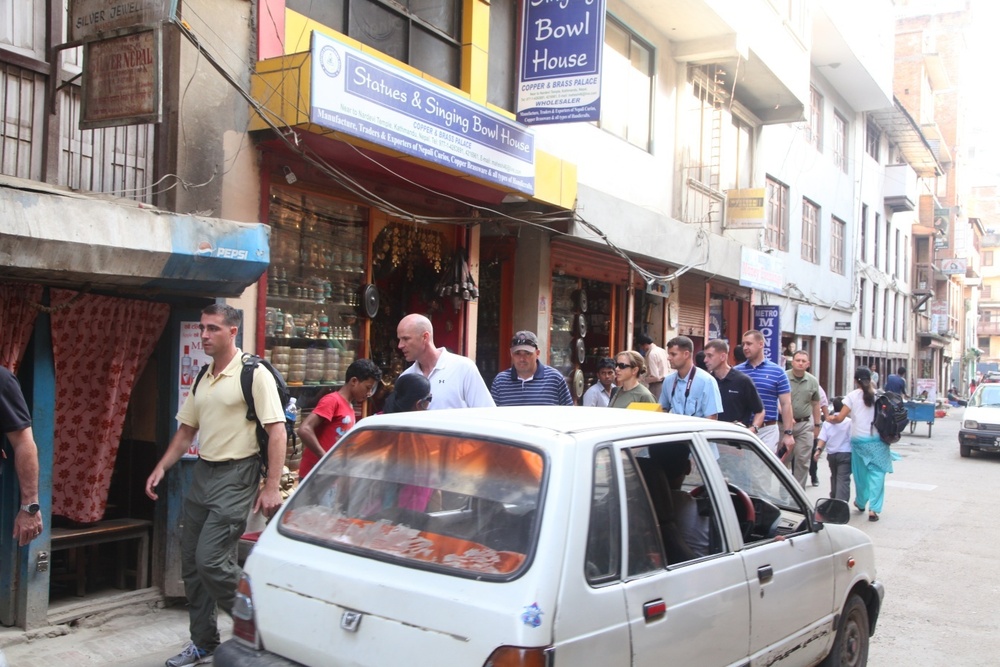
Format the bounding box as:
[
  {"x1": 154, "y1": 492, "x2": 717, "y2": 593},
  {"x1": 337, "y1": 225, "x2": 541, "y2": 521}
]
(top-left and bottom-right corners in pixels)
[{"x1": 608, "y1": 350, "x2": 657, "y2": 409}]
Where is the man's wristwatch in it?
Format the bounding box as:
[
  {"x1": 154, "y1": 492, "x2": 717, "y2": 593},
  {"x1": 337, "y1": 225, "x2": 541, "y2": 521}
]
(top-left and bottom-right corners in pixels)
[
  {"x1": 749, "y1": 425, "x2": 759, "y2": 433},
  {"x1": 783, "y1": 429, "x2": 794, "y2": 436},
  {"x1": 20, "y1": 502, "x2": 40, "y2": 515}
]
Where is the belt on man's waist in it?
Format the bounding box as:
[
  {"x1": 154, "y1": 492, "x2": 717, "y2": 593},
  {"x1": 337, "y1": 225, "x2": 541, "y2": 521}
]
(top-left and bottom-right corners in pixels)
[
  {"x1": 198, "y1": 454, "x2": 258, "y2": 467},
  {"x1": 794, "y1": 417, "x2": 812, "y2": 423},
  {"x1": 761, "y1": 420, "x2": 778, "y2": 426}
]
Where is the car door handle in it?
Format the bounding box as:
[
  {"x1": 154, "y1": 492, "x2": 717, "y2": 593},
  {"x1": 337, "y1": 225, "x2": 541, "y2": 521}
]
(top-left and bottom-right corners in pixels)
[
  {"x1": 643, "y1": 599, "x2": 667, "y2": 621},
  {"x1": 757, "y1": 565, "x2": 774, "y2": 584}
]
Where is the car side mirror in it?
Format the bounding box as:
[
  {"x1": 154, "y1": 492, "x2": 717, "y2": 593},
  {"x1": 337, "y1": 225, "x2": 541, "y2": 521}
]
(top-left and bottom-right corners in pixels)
[{"x1": 813, "y1": 498, "x2": 850, "y2": 525}]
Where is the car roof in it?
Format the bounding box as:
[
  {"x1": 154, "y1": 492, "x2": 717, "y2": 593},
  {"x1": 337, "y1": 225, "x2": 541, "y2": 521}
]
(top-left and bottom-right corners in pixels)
[{"x1": 357, "y1": 406, "x2": 750, "y2": 446}]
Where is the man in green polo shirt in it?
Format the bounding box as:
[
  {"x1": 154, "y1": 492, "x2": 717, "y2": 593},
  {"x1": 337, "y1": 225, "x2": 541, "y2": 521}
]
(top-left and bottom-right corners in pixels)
[{"x1": 786, "y1": 350, "x2": 822, "y2": 487}]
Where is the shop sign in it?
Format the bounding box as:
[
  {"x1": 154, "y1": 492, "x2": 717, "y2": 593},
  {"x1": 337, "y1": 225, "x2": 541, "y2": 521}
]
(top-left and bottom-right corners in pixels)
[
  {"x1": 81, "y1": 27, "x2": 162, "y2": 129},
  {"x1": 178, "y1": 321, "x2": 212, "y2": 459},
  {"x1": 310, "y1": 32, "x2": 535, "y2": 194},
  {"x1": 708, "y1": 303, "x2": 723, "y2": 339},
  {"x1": 516, "y1": 0, "x2": 606, "y2": 126},
  {"x1": 69, "y1": 0, "x2": 177, "y2": 43},
  {"x1": 753, "y1": 305, "x2": 781, "y2": 363},
  {"x1": 834, "y1": 321, "x2": 851, "y2": 331},
  {"x1": 739, "y1": 247, "x2": 784, "y2": 294},
  {"x1": 724, "y1": 188, "x2": 766, "y2": 229},
  {"x1": 915, "y1": 378, "x2": 937, "y2": 403},
  {"x1": 940, "y1": 257, "x2": 967, "y2": 275},
  {"x1": 931, "y1": 299, "x2": 949, "y2": 334},
  {"x1": 795, "y1": 304, "x2": 815, "y2": 335}
]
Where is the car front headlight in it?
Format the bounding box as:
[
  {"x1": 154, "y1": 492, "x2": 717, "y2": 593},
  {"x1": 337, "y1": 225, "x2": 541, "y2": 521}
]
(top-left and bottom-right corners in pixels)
[{"x1": 964, "y1": 420, "x2": 979, "y2": 430}]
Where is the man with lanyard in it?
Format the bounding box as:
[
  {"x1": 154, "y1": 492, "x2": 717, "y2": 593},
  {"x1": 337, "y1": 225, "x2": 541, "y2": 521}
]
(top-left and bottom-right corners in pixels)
[
  {"x1": 396, "y1": 313, "x2": 495, "y2": 409},
  {"x1": 657, "y1": 336, "x2": 721, "y2": 418},
  {"x1": 702, "y1": 339, "x2": 764, "y2": 430},
  {"x1": 146, "y1": 304, "x2": 286, "y2": 667},
  {"x1": 636, "y1": 333, "x2": 670, "y2": 400},
  {"x1": 491, "y1": 331, "x2": 573, "y2": 406},
  {"x1": 785, "y1": 350, "x2": 822, "y2": 487},
  {"x1": 735, "y1": 330, "x2": 795, "y2": 461}
]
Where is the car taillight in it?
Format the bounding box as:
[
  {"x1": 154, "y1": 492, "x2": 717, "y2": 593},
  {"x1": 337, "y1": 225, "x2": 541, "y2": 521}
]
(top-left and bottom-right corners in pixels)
[
  {"x1": 483, "y1": 646, "x2": 554, "y2": 667},
  {"x1": 232, "y1": 573, "x2": 259, "y2": 647}
]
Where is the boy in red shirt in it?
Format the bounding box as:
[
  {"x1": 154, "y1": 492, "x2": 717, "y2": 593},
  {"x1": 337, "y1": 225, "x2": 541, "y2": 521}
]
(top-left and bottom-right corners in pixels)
[{"x1": 296, "y1": 358, "x2": 382, "y2": 479}]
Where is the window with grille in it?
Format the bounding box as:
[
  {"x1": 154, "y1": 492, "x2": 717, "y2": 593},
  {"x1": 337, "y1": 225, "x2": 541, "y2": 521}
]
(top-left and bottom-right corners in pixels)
[
  {"x1": 765, "y1": 177, "x2": 789, "y2": 251},
  {"x1": 985, "y1": 250, "x2": 994, "y2": 267},
  {"x1": 601, "y1": 18, "x2": 653, "y2": 151},
  {"x1": 287, "y1": 0, "x2": 462, "y2": 87},
  {"x1": 865, "y1": 119, "x2": 881, "y2": 161},
  {"x1": 806, "y1": 87, "x2": 823, "y2": 150},
  {"x1": 833, "y1": 112, "x2": 847, "y2": 172},
  {"x1": 831, "y1": 216, "x2": 845, "y2": 274},
  {"x1": 801, "y1": 198, "x2": 819, "y2": 264}
]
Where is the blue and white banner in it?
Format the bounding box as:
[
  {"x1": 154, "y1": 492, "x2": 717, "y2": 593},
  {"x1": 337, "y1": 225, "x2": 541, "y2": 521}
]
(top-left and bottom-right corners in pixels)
[
  {"x1": 752, "y1": 305, "x2": 782, "y2": 364},
  {"x1": 310, "y1": 32, "x2": 535, "y2": 194},
  {"x1": 517, "y1": 0, "x2": 606, "y2": 126}
]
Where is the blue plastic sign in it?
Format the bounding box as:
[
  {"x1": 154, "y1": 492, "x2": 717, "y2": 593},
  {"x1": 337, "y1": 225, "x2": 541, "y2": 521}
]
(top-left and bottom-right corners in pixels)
[
  {"x1": 517, "y1": 0, "x2": 606, "y2": 126},
  {"x1": 753, "y1": 305, "x2": 782, "y2": 363},
  {"x1": 310, "y1": 32, "x2": 535, "y2": 194}
]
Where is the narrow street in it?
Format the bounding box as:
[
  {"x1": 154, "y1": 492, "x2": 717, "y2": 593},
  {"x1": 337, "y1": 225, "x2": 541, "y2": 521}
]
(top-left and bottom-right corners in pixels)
[{"x1": 3, "y1": 410, "x2": 999, "y2": 666}]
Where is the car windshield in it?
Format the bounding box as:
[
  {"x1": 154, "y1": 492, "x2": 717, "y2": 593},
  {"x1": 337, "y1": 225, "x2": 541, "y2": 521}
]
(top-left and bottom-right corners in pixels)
[
  {"x1": 972, "y1": 387, "x2": 1000, "y2": 407},
  {"x1": 279, "y1": 428, "x2": 545, "y2": 579}
]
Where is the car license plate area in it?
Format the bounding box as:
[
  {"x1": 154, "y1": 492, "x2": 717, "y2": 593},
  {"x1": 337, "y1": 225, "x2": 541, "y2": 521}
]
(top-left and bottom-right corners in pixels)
[{"x1": 992, "y1": 437, "x2": 1000, "y2": 447}]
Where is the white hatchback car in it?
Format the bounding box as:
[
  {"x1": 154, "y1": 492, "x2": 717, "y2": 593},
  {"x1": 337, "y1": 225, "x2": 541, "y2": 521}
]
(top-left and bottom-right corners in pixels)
[{"x1": 215, "y1": 407, "x2": 883, "y2": 667}]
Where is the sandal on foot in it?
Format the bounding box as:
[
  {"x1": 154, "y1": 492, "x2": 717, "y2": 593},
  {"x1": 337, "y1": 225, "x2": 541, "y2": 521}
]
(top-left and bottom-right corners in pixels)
[{"x1": 868, "y1": 513, "x2": 879, "y2": 522}]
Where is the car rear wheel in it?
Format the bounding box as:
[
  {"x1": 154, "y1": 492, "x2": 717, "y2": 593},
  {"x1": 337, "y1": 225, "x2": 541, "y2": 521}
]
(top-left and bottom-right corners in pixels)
[
  {"x1": 821, "y1": 594, "x2": 869, "y2": 667},
  {"x1": 960, "y1": 444, "x2": 972, "y2": 458}
]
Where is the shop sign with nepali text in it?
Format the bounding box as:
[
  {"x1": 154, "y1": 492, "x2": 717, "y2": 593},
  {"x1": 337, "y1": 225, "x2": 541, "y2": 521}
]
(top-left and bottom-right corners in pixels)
[
  {"x1": 81, "y1": 28, "x2": 162, "y2": 129},
  {"x1": 310, "y1": 32, "x2": 536, "y2": 194},
  {"x1": 516, "y1": 0, "x2": 606, "y2": 126}
]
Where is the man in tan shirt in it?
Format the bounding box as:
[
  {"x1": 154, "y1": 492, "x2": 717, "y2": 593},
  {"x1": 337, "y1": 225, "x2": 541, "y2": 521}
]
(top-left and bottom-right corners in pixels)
[
  {"x1": 146, "y1": 304, "x2": 286, "y2": 667},
  {"x1": 636, "y1": 333, "x2": 670, "y2": 400}
]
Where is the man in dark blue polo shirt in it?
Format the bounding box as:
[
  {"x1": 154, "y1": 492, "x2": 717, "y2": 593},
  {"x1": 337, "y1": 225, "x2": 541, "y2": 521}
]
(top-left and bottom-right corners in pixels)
[
  {"x1": 735, "y1": 330, "x2": 795, "y2": 461},
  {"x1": 884, "y1": 367, "x2": 908, "y2": 397},
  {"x1": 491, "y1": 331, "x2": 573, "y2": 407},
  {"x1": 703, "y1": 339, "x2": 764, "y2": 430}
]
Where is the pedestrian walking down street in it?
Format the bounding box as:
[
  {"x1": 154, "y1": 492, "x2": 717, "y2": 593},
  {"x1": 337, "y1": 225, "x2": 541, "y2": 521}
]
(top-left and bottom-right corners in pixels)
[
  {"x1": 825, "y1": 366, "x2": 900, "y2": 521},
  {"x1": 297, "y1": 359, "x2": 382, "y2": 480},
  {"x1": 491, "y1": 331, "x2": 573, "y2": 406},
  {"x1": 0, "y1": 365, "x2": 43, "y2": 547},
  {"x1": 608, "y1": 350, "x2": 657, "y2": 409},
  {"x1": 785, "y1": 351, "x2": 822, "y2": 488},
  {"x1": 702, "y1": 339, "x2": 764, "y2": 431},
  {"x1": 814, "y1": 396, "x2": 852, "y2": 501},
  {"x1": 396, "y1": 313, "x2": 495, "y2": 409},
  {"x1": 145, "y1": 304, "x2": 287, "y2": 667},
  {"x1": 658, "y1": 336, "x2": 721, "y2": 418},
  {"x1": 582, "y1": 357, "x2": 616, "y2": 407},
  {"x1": 735, "y1": 330, "x2": 795, "y2": 460},
  {"x1": 635, "y1": 332, "x2": 670, "y2": 400}
]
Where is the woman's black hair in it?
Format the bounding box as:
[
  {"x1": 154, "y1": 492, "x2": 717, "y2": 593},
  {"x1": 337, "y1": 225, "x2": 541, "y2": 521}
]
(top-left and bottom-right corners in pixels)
[
  {"x1": 383, "y1": 373, "x2": 432, "y2": 413},
  {"x1": 854, "y1": 367, "x2": 875, "y2": 407}
]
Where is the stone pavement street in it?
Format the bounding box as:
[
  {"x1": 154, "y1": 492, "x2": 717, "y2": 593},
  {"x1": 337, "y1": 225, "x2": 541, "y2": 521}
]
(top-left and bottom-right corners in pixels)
[{"x1": 0, "y1": 600, "x2": 232, "y2": 667}]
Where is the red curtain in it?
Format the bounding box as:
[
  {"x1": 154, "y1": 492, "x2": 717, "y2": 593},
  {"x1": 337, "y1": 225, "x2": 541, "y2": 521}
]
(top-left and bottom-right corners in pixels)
[
  {"x1": 50, "y1": 290, "x2": 169, "y2": 523},
  {"x1": 0, "y1": 282, "x2": 43, "y2": 372}
]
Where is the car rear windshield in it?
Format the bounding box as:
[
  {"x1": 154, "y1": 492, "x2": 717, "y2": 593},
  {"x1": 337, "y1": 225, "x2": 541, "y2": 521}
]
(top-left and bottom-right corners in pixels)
[{"x1": 279, "y1": 428, "x2": 545, "y2": 579}]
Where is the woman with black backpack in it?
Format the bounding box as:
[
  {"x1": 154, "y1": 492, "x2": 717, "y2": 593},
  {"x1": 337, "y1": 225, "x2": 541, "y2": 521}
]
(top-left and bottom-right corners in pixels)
[{"x1": 824, "y1": 366, "x2": 900, "y2": 522}]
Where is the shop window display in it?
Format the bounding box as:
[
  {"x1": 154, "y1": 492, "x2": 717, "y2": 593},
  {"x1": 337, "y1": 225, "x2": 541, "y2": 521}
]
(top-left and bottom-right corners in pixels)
[
  {"x1": 264, "y1": 188, "x2": 369, "y2": 407},
  {"x1": 551, "y1": 276, "x2": 613, "y2": 403}
]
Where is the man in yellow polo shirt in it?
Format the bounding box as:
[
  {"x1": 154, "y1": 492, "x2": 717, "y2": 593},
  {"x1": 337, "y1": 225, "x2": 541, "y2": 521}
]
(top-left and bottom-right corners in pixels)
[{"x1": 145, "y1": 304, "x2": 286, "y2": 667}]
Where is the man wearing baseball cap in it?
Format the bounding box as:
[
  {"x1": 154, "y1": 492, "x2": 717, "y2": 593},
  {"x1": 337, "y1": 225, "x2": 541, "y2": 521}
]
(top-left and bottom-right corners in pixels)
[{"x1": 490, "y1": 331, "x2": 574, "y2": 406}]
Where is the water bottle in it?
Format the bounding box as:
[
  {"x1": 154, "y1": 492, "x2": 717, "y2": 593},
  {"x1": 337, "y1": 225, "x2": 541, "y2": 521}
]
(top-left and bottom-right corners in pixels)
[{"x1": 285, "y1": 396, "x2": 299, "y2": 424}]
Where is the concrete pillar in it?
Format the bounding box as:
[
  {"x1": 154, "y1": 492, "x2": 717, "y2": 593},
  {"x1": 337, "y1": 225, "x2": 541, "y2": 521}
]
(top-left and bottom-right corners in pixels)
[{"x1": 513, "y1": 226, "x2": 552, "y2": 363}]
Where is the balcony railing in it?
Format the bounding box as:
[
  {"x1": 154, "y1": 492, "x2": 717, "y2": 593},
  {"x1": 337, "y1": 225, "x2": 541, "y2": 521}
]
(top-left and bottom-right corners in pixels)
[{"x1": 978, "y1": 321, "x2": 1000, "y2": 336}]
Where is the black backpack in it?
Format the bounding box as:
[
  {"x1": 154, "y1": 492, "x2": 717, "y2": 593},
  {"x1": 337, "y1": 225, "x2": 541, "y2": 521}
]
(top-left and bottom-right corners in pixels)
[
  {"x1": 192, "y1": 353, "x2": 295, "y2": 479},
  {"x1": 871, "y1": 391, "x2": 909, "y2": 444}
]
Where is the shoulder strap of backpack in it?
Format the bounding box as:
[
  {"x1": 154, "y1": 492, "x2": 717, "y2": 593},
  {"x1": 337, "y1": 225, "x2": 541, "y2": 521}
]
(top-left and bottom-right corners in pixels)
[
  {"x1": 191, "y1": 362, "x2": 210, "y2": 395},
  {"x1": 240, "y1": 353, "x2": 260, "y2": 423}
]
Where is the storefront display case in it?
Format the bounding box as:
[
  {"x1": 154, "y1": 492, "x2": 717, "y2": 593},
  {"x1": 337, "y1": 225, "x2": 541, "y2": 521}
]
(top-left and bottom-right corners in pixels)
[
  {"x1": 263, "y1": 187, "x2": 369, "y2": 408},
  {"x1": 550, "y1": 276, "x2": 614, "y2": 402}
]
